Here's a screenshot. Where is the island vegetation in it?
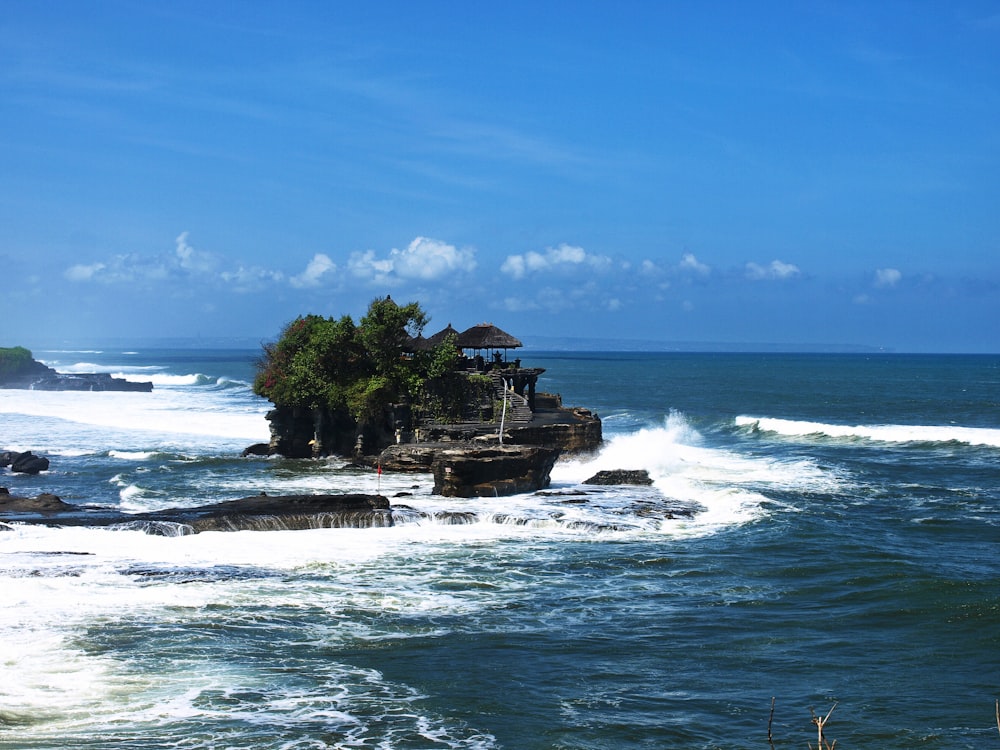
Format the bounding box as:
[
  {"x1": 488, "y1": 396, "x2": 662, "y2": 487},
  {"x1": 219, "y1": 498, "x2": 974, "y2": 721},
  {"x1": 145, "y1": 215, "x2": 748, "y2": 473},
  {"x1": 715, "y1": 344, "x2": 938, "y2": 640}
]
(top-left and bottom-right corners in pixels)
[{"x1": 254, "y1": 297, "x2": 438, "y2": 421}]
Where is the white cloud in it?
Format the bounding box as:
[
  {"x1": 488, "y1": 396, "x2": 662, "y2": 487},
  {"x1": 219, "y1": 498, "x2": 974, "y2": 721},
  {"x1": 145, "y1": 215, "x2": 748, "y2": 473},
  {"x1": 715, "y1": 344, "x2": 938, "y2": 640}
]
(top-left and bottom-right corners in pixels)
[
  {"x1": 174, "y1": 231, "x2": 217, "y2": 275},
  {"x1": 221, "y1": 265, "x2": 284, "y2": 292},
  {"x1": 875, "y1": 267, "x2": 902, "y2": 287},
  {"x1": 290, "y1": 253, "x2": 337, "y2": 288},
  {"x1": 63, "y1": 254, "x2": 164, "y2": 284},
  {"x1": 349, "y1": 237, "x2": 476, "y2": 284},
  {"x1": 679, "y1": 253, "x2": 711, "y2": 275},
  {"x1": 500, "y1": 243, "x2": 611, "y2": 279},
  {"x1": 746, "y1": 259, "x2": 801, "y2": 280},
  {"x1": 348, "y1": 249, "x2": 399, "y2": 284},
  {"x1": 500, "y1": 255, "x2": 526, "y2": 279},
  {"x1": 62, "y1": 231, "x2": 292, "y2": 292},
  {"x1": 501, "y1": 295, "x2": 540, "y2": 312},
  {"x1": 64, "y1": 262, "x2": 106, "y2": 282},
  {"x1": 393, "y1": 237, "x2": 477, "y2": 279}
]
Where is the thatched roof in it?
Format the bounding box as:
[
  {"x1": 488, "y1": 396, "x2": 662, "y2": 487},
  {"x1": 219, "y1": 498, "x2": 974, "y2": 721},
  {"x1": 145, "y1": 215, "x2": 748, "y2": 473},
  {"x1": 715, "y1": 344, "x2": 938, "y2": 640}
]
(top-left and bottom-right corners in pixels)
[
  {"x1": 425, "y1": 323, "x2": 460, "y2": 347},
  {"x1": 405, "y1": 323, "x2": 461, "y2": 352},
  {"x1": 456, "y1": 323, "x2": 523, "y2": 351},
  {"x1": 404, "y1": 334, "x2": 429, "y2": 352}
]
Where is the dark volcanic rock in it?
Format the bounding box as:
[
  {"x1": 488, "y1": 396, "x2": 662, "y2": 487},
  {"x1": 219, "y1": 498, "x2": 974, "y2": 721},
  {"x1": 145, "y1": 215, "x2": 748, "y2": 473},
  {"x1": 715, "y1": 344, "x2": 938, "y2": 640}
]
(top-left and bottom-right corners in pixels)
[
  {"x1": 375, "y1": 444, "x2": 439, "y2": 473},
  {"x1": 506, "y1": 406, "x2": 602, "y2": 454},
  {"x1": 0, "y1": 489, "x2": 73, "y2": 512},
  {"x1": 1, "y1": 450, "x2": 50, "y2": 474},
  {"x1": 375, "y1": 443, "x2": 561, "y2": 497},
  {"x1": 28, "y1": 372, "x2": 153, "y2": 392},
  {"x1": 583, "y1": 469, "x2": 654, "y2": 486},
  {"x1": 431, "y1": 445, "x2": 560, "y2": 498},
  {"x1": 0, "y1": 491, "x2": 392, "y2": 533}
]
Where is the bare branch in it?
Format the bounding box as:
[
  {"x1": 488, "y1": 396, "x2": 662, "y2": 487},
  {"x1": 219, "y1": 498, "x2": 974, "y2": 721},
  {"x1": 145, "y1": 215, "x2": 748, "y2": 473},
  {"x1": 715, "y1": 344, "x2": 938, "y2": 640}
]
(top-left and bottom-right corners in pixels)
[
  {"x1": 810, "y1": 703, "x2": 838, "y2": 750},
  {"x1": 768, "y1": 697, "x2": 776, "y2": 748}
]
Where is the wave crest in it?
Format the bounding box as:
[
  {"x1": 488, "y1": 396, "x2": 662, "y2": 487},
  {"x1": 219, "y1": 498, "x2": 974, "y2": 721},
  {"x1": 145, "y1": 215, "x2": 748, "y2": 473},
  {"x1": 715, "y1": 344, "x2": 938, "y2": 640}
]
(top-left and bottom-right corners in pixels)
[{"x1": 736, "y1": 416, "x2": 1000, "y2": 447}]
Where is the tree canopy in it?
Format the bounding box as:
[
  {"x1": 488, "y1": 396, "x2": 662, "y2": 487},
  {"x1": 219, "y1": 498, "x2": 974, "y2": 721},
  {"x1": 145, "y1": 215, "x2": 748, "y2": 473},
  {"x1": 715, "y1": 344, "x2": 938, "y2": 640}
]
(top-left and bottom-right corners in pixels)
[{"x1": 253, "y1": 297, "x2": 444, "y2": 420}]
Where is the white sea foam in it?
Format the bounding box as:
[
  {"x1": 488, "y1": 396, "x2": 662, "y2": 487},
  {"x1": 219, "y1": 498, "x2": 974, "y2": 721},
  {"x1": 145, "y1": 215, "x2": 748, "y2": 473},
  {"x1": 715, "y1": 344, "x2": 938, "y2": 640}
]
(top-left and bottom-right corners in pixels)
[
  {"x1": 736, "y1": 416, "x2": 1000, "y2": 447},
  {"x1": 0, "y1": 388, "x2": 270, "y2": 445},
  {"x1": 108, "y1": 450, "x2": 158, "y2": 461},
  {"x1": 0, "y1": 522, "x2": 513, "y2": 746}
]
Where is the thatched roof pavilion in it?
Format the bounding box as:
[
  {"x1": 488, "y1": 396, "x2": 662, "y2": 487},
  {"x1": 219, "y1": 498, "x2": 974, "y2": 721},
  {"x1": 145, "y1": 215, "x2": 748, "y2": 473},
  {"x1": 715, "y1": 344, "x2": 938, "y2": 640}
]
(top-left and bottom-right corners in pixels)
[{"x1": 456, "y1": 323, "x2": 523, "y2": 359}]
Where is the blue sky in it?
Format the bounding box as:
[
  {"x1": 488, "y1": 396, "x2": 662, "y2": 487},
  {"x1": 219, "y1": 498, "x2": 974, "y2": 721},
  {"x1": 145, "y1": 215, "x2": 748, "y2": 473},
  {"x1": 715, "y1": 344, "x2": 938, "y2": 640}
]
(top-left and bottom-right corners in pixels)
[{"x1": 2, "y1": 2, "x2": 998, "y2": 352}]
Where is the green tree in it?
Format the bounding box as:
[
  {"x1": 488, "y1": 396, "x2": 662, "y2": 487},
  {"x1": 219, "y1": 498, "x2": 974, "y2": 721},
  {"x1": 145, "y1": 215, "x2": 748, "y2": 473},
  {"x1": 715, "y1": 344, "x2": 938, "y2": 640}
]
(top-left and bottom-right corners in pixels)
[{"x1": 253, "y1": 298, "x2": 431, "y2": 421}]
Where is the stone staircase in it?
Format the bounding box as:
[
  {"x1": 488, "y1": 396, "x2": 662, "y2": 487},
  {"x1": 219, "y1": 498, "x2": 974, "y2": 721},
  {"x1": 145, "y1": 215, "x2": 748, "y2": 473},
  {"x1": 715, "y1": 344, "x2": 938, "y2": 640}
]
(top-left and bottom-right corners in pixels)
[{"x1": 490, "y1": 373, "x2": 532, "y2": 425}]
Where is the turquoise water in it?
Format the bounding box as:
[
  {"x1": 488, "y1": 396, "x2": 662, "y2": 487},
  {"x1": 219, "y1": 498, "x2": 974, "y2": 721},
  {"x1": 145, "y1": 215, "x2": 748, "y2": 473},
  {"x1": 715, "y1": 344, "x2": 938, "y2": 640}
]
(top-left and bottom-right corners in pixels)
[{"x1": 1, "y1": 349, "x2": 998, "y2": 748}]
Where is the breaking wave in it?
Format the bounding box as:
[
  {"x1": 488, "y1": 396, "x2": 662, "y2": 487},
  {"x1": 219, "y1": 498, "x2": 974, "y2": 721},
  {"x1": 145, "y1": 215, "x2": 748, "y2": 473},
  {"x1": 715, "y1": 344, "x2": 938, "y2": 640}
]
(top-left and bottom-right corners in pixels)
[{"x1": 736, "y1": 416, "x2": 1000, "y2": 448}]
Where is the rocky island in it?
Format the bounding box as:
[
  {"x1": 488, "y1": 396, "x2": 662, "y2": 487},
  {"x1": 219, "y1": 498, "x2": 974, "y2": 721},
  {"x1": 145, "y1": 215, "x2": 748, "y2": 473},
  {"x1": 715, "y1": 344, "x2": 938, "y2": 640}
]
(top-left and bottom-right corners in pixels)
[
  {"x1": 247, "y1": 297, "x2": 602, "y2": 497},
  {"x1": 0, "y1": 346, "x2": 153, "y2": 391}
]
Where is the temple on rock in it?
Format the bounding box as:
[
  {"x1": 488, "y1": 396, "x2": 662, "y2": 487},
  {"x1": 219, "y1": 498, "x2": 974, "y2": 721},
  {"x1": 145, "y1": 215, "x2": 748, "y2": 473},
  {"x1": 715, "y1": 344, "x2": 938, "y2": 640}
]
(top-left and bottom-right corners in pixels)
[
  {"x1": 408, "y1": 321, "x2": 543, "y2": 413},
  {"x1": 257, "y1": 316, "x2": 601, "y2": 461}
]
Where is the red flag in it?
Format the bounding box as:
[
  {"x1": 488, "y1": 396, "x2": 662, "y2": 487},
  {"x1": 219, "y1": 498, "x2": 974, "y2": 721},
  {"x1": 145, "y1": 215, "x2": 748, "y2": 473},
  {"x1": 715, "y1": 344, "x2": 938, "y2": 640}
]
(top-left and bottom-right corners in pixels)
[{"x1": 377, "y1": 464, "x2": 382, "y2": 475}]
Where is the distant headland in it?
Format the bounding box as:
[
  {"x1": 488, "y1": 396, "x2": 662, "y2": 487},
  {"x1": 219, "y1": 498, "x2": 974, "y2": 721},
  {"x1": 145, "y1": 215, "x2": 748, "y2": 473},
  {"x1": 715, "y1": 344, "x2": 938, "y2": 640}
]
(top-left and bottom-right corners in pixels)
[{"x1": 0, "y1": 346, "x2": 153, "y2": 392}]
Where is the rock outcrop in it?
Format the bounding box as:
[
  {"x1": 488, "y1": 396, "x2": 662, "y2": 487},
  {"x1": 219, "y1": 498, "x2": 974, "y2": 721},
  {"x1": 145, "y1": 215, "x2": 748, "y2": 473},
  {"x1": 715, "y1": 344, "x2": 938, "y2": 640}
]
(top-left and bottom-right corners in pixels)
[
  {"x1": 430, "y1": 445, "x2": 560, "y2": 498},
  {"x1": 375, "y1": 442, "x2": 561, "y2": 497},
  {"x1": 0, "y1": 450, "x2": 50, "y2": 475},
  {"x1": 374, "y1": 444, "x2": 440, "y2": 473}
]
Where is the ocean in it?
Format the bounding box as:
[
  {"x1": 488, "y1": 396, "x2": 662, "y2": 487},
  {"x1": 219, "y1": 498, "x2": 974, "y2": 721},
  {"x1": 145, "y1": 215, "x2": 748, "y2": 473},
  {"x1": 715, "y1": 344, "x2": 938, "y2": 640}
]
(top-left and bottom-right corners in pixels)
[{"x1": 1, "y1": 348, "x2": 998, "y2": 749}]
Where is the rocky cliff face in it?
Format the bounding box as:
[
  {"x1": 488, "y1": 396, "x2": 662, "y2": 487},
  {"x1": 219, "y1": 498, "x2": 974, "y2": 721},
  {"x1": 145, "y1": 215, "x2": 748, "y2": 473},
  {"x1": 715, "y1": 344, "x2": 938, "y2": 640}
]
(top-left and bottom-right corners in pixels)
[{"x1": 264, "y1": 404, "x2": 407, "y2": 459}]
